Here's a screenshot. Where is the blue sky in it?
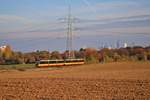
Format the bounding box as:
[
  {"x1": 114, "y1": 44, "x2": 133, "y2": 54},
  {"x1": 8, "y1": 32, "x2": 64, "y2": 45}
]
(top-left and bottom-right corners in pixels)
[{"x1": 0, "y1": 0, "x2": 150, "y2": 51}]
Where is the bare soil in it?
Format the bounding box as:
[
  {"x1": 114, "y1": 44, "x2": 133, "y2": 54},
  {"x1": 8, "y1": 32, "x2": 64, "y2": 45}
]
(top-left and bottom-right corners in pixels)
[{"x1": 0, "y1": 62, "x2": 150, "y2": 100}]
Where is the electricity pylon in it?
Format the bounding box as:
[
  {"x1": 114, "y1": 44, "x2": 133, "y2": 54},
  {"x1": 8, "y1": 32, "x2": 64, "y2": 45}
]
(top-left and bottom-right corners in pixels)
[{"x1": 66, "y1": 5, "x2": 75, "y2": 59}]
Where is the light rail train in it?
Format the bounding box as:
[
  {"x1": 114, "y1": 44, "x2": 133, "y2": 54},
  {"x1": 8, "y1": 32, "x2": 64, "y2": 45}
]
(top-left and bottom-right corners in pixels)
[{"x1": 36, "y1": 59, "x2": 85, "y2": 68}]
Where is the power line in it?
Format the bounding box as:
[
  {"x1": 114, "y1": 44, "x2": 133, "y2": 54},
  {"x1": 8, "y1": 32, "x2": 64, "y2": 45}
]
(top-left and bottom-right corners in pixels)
[{"x1": 82, "y1": 0, "x2": 97, "y2": 14}]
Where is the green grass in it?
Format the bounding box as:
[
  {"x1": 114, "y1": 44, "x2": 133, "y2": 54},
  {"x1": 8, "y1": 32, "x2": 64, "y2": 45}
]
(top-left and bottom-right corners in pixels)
[{"x1": 0, "y1": 64, "x2": 36, "y2": 71}]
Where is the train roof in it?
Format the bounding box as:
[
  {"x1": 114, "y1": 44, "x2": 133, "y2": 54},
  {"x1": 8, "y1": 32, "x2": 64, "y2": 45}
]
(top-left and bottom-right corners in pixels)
[
  {"x1": 39, "y1": 59, "x2": 64, "y2": 62},
  {"x1": 65, "y1": 59, "x2": 84, "y2": 61},
  {"x1": 39, "y1": 59, "x2": 84, "y2": 62}
]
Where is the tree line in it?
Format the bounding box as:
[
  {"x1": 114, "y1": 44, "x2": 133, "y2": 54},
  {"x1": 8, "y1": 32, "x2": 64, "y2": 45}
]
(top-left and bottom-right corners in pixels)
[{"x1": 0, "y1": 45, "x2": 150, "y2": 65}]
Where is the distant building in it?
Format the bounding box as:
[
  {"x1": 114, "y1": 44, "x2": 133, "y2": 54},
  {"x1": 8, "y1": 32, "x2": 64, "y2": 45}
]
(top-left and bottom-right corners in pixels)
[
  {"x1": 0, "y1": 45, "x2": 12, "y2": 53},
  {"x1": 108, "y1": 46, "x2": 112, "y2": 50},
  {"x1": 116, "y1": 40, "x2": 120, "y2": 48},
  {"x1": 123, "y1": 43, "x2": 128, "y2": 48},
  {"x1": 0, "y1": 45, "x2": 7, "y2": 53}
]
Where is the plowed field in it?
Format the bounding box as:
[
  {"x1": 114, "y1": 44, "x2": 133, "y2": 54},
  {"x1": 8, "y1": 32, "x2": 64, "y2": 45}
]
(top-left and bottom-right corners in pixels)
[{"x1": 0, "y1": 62, "x2": 150, "y2": 100}]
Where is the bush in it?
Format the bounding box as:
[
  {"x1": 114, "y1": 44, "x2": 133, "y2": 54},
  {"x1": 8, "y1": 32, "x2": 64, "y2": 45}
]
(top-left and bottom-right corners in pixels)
[
  {"x1": 86, "y1": 55, "x2": 99, "y2": 64},
  {"x1": 103, "y1": 55, "x2": 114, "y2": 63}
]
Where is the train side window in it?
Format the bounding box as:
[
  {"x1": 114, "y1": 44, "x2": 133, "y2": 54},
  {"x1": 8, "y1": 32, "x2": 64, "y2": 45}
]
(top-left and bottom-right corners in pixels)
[
  {"x1": 57, "y1": 61, "x2": 64, "y2": 63},
  {"x1": 49, "y1": 61, "x2": 57, "y2": 64},
  {"x1": 40, "y1": 61, "x2": 48, "y2": 64}
]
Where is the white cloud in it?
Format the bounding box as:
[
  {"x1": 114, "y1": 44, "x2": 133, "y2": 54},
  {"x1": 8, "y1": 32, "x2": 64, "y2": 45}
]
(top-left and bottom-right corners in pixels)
[
  {"x1": 0, "y1": 15, "x2": 29, "y2": 22},
  {"x1": 0, "y1": 15, "x2": 34, "y2": 32},
  {"x1": 99, "y1": 27, "x2": 150, "y2": 35},
  {"x1": 0, "y1": 0, "x2": 150, "y2": 40}
]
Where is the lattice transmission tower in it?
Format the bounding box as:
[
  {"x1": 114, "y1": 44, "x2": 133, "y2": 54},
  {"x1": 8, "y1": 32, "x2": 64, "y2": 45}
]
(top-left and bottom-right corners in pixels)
[{"x1": 66, "y1": 5, "x2": 75, "y2": 59}]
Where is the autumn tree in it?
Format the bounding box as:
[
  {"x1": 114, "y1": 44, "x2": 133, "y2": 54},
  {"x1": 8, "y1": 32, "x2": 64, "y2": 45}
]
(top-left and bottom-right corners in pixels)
[
  {"x1": 50, "y1": 51, "x2": 62, "y2": 59},
  {"x1": 84, "y1": 48, "x2": 99, "y2": 63},
  {"x1": 12, "y1": 52, "x2": 24, "y2": 64},
  {"x1": 3, "y1": 45, "x2": 13, "y2": 60},
  {"x1": 36, "y1": 51, "x2": 49, "y2": 60},
  {"x1": 0, "y1": 49, "x2": 4, "y2": 64},
  {"x1": 145, "y1": 46, "x2": 150, "y2": 61}
]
